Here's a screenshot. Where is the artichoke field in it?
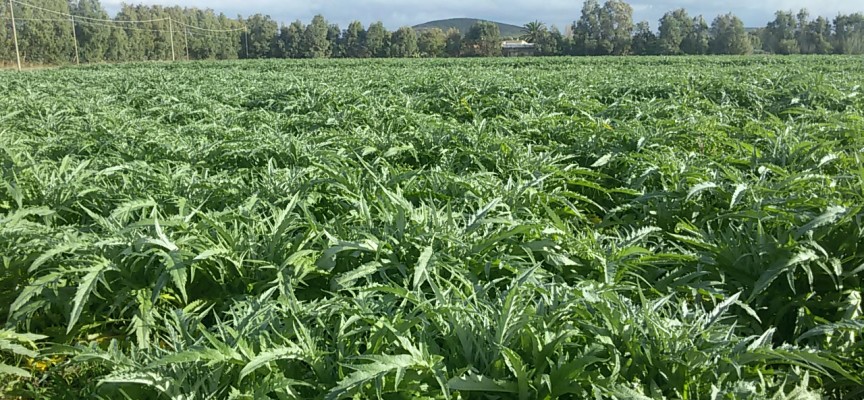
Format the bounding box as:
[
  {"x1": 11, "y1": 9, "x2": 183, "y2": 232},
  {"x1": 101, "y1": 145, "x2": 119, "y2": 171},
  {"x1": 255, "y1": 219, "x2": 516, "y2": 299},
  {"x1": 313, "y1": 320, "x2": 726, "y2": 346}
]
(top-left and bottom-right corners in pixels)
[{"x1": 1, "y1": 57, "x2": 863, "y2": 399}]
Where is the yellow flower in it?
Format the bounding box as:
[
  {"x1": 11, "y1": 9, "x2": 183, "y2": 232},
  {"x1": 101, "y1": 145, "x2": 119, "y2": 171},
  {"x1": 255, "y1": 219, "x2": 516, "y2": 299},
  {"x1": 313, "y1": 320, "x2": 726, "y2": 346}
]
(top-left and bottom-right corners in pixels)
[{"x1": 33, "y1": 360, "x2": 50, "y2": 372}]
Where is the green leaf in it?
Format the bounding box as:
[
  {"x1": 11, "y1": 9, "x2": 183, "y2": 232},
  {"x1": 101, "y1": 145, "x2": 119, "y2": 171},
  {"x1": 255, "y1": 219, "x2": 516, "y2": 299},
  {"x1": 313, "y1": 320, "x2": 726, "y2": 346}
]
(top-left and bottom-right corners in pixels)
[
  {"x1": 0, "y1": 363, "x2": 30, "y2": 378},
  {"x1": 240, "y1": 345, "x2": 305, "y2": 381},
  {"x1": 412, "y1": 246, "x2": 434, "y2": 290},
  {"x1": 686, "y1": 182, "x2": 717, "y2": 201},
  {"x1": 500, "y1": 347, "x2": 530, "y2": 400},
  {"x1": 730, "y1": 184, "x2": 747, "y2": 209},
  {"x1": 69, "y1": 258, "x2": 114, "y2": 334},
  {"x1": 749, "y1": 250, "x2": 818, "y2": 302},
  {"x1": 591, "y1": 153, "x2": 613, "y2": 168},
  {"x1": 795, "y1": 206, "x2": 846, "y2": 238},
  {"x1": 448, "y1": 373, "x2": 518, "y2": 393},
  {"x1": 326, "y1": 354, "x2": 419, "y2": 400}
]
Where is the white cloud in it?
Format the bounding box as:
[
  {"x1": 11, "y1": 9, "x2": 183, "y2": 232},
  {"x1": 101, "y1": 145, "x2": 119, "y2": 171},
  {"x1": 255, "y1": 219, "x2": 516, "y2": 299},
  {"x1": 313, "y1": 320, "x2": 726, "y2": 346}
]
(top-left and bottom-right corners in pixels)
[{"x1": 100, "y1": 0, "x2": 862, "y2": 29}]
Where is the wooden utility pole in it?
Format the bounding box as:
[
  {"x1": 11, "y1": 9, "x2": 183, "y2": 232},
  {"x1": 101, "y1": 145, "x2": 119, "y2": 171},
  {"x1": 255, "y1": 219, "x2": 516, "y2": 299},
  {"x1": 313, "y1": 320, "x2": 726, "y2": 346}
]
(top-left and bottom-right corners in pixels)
[
  {"x1": 8, "y1": 0, "x2": 21, "y2": 71},
  {"x1": 70, "y1": 15, "x2": 80, "y2": 65},
  {"x1": 168, "y1": 18, "x2": 176, "y2": 61},
  {"x1": 244, "y1": 26, "x2": 249, "y2": 58}
]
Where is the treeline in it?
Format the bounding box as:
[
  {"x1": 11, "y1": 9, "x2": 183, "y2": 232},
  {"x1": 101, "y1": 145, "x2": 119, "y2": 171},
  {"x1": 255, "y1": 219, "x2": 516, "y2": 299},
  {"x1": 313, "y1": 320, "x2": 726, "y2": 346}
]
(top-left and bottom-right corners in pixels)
[
  {"x1": 0, "y1": 0, "x2": 242, "y2": 64},
  {"x1": 1, "y1": 0, "x2": 864, "y2": 64}
]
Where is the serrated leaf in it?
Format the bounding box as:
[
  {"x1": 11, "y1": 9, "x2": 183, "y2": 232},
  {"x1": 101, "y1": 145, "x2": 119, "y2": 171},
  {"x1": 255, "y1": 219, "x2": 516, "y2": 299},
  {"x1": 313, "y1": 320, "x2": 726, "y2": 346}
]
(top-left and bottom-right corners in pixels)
[
  {"x1": 591, "y1": 153, "x2": 613, "y2": 168},
  {"x1": 817, "y1": 153, "x2": 838, "y2": 168},
  {"x1": 730, "y1": 184, "x2": 747, "y2": 209},
  {"x1": 686, "y1": 182, "x2": 717, "y2": 201},
  {"x1": 0, "y1": 363, "x2": 30, "y2": 378},
  {"x1": 69, "y1": 259, "x2": 113, "y2": 334},
  {"x1": 326, "y1": 354, "x2": 419, "y2": 400},
  {"x1": 750, "y1": 250, "x2": 818, "y2": 302},
  {"x1": 448, "y1": 373, "x2": 518, "y2": 393},
  {"x1": 706, "y1": 292, "x2": 741, "y2": 326},
  {"x1": 795, "y1": 206, "x2": 847, "y2": 238},
  {"x1": 412, "y1": 246, "x2": 434, "y2": 290},
  {"x1": 240, "y1": 345, "x2": 305, "y2": 381}
]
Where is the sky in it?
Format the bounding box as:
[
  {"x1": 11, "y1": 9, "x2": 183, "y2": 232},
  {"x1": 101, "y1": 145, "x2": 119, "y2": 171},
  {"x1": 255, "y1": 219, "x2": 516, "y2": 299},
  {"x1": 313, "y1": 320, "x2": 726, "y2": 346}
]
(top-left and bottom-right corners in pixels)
[{"x1": 101, "y1": 0, "x2": 863, "y2": 30}]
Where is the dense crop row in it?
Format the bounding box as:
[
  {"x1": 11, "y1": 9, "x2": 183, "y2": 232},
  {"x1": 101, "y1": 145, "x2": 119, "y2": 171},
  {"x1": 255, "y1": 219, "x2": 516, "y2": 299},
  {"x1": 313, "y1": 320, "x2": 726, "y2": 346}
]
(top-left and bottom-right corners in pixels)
[{"x1": 1, "y1": 57, "x2": 863, "y2": 399}]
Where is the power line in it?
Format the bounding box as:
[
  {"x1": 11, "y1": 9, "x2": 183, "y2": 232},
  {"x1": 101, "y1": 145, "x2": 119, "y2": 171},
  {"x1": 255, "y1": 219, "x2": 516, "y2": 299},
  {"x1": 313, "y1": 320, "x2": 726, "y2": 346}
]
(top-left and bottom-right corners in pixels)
[
  {"x1": 174, "y1": 19, "x2": 245, "y2": 33},
  {"x1": 3, "y1": 1, "x2": 245, "y2": 36},
  {"x1": 11, "y1": 0, "x2": 168, "y2": 24},
  {"x1": 4, "y1": 0, "x2": 247, "y2": 68},
  {"x1": 10, "y1": 0, "x2": 244, "y2": 33},
  {"x1": 0, "y1": 15, "x2": 172, "y2": 32}
]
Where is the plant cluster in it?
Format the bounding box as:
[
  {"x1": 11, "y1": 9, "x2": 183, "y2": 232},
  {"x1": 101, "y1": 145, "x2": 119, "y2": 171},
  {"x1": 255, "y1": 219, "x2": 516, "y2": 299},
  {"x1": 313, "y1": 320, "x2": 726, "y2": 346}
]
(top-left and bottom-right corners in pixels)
[{"x1": 1, "y1": 56, "x2": 863, "y2": 399}]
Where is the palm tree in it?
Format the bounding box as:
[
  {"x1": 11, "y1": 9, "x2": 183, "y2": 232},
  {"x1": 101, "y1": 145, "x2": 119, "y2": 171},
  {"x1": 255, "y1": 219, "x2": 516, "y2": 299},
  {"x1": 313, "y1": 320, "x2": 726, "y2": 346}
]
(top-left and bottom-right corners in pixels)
[{"x1": 520, "y1": 20, "x2": 547, "y2": 44}]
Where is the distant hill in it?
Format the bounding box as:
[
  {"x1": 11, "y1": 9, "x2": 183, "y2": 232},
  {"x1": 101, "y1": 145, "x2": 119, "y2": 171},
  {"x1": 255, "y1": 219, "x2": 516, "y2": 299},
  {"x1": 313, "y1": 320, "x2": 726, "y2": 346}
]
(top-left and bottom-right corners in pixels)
[{"x1": 413, "y1": 18, "x2": 526, "y2": 38}]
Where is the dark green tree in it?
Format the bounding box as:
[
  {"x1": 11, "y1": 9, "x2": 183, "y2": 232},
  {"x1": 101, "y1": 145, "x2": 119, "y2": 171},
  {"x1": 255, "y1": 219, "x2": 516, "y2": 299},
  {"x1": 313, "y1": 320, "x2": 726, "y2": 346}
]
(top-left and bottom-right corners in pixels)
[
  {"x1": 547, "y1": 26, "x2": 564, "y2": 55},
  {"x1": 344, "y1": 21, "x2": 367, "y2": 57},
  {"x1": 70, "y1": 0, "x2": 111, "y2": 62},
  {"x1": 521, "y1": 21, "x2": 558, "y2": 55},
  {"x1": 709, "y1": 13, "x2": 752, "y2": 55},
  {"x1": 301, "y1": 15, "x2": 330, "y2": 58},
  {"x1": 365, "y1": 21, "x2": 390, "y2": 57},
  {"x1": 681, "y1": 15, "x2": 710, "y2": 54},
  {"x1": 833, "y1": 13, "x2": 864, "y2": 54},
  {"x1": 573, "y1": 0, "x2": 601, "y2": 55},
  {"x1": 242, "y1": 13, "x2": 277, "y2": 58},
  {"x1": 797, "y1": 15, "x2": 832, "y2": 54},
  {"x1": 390, "y1": 26, "x2": 418, "y2": 57},
  {"x1": 657, "y1": 8, "x2": 692, "y2": 55},
  {"x1": 464, "y1": 21, "x2": 500, "y2": 57},
  {"x1": 599, "y1": 0, "x2": 633, "y2": 55},
  {"x1": 762, "y1": 11, "x2": 800, "y2": 54},
  {"x1": 444, "y1": 28, "x2": 462, "y2": 57},
  {"x1": 282, "y1": 20, "x2": 304, "y2": 58},
  {"x1": 417, "y1": 28, "x2": 446, "y2": 57},
  {"x1": 16, "y1": 0, "x2": 74, "y2": 63},
  {"x1": 521, "y1": 20, "x2": 547, "y2": 44},
  {"x1": 631, "y1": 20, "x2": 658, "y2": 55},
  {"x1": 328, "y1": 24, "x2": 342, "y2": 57}
]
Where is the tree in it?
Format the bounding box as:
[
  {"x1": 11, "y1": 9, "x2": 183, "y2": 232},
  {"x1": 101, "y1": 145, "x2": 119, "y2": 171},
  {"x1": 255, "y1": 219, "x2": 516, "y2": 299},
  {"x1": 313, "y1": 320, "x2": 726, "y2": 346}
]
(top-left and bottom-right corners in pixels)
[
  {"x1": 680, "y1": 15, "x2": 710, "y2": 54},
  {"x1": 365, "y1": 21, "x2": 390, "y2": 57},
  {"x1": 105, "y1": 28, "x2": 129, "y2": 61},
  {"x1": 328, "y1": 24, "x2": 343, "y2": 58},
  {"x1": 464, "y1": 21, "x2": 500, "y2": 57},
  {"x1": 748, "y1": 30, "x2": 763, "y2": 52},
  {"x1": 833, "y1": 13, "x2": 864, "y2": 54},
  {"x1": 0, "y1": 5, "x2": 9, "y2": 62},
  {"x1": 15, "y1": 0, "x2": 74, "y2": 64},
  {"x1": 215, "y1": 13, "x2": 241, "y2": 60},
  {"x1": 521, "y1": 21, "x2": 559, "y2": 56},
  {"x1": 444, "y1": 28, "x2": 462, "y2": 57},
  {"x1": 573, "y1": 0, "x2": 602, "y2": 55},
  {"x1": 548, "y1": 26, "x2": 565, "y2": 55},
  {"x1": 301, "y1": 15, "x2": 329, "y2": 58},
  {"x1": 182, "y1": 8, "x2": 227, "y2": 60},
  {"x1": 277, "y1": 20, "x2": 304, "y2": 58},
  {"x1": 521, "y1": 20, "x2": 547, "y2": 44},
  {"x1": 418, "y1": 28, "x2": 446, "y2": 57},
  {"x1": 631, "y1": 21, "x2": 658, "y2": 55},
  {"x1": 709, "y1": 14, "x2": 752, "y2": 55},
  {"x1": 344, "y1": 21, "x2": 367, "y2": 57},
  {"x1": 800, "y1": 16, "x2": 833, "y2": 54},
  {"x1": 390, "y1": 26, "x2": 418, "y2": 57},
  {"x1": 244, "y1": 13, "x2": 278, "y2": 58},
  {"x1": 763, "y1": 11, "x2": 800, "y2": 54},
  {"x1": 599, "y1": 0, "x2": 633, "y2": 55},
  {"x1": 657, "y1": 8, "x2": 692, "y2": 55},
  {"x1": 70, "y1": 0, "x2": 111, "y2": 62}
]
